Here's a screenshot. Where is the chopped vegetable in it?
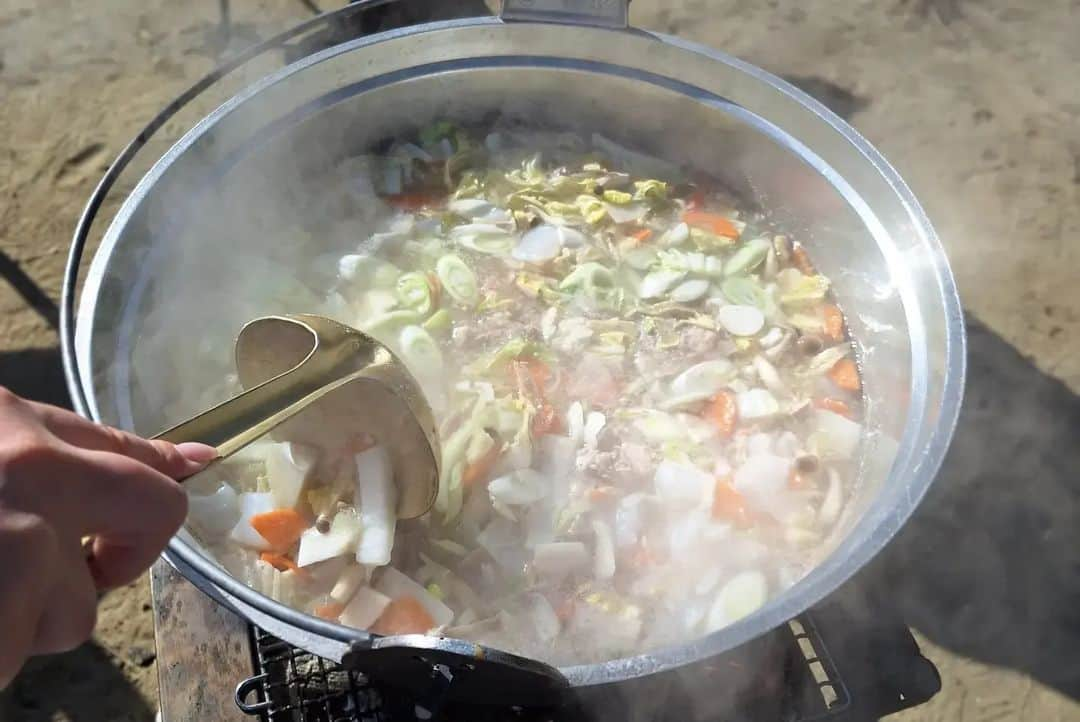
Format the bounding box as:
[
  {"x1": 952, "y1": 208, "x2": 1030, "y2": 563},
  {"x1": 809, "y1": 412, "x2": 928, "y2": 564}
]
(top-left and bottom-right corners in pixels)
[
  {"x1": 340, "y1": 586, "x2": 392, "y2": 630},
  {"x1": 488, "y1": 469, "x2": 549, "y2": 506},
  {"x1": 716, "y1": 305, "x2": 765, "y2": 336},
  {"x1": 265, "y1": 442, "x2": 317, "y2": 510},
  {"x1": 532, "y1": 542, "x2": 590, "y2": 579},
  {"x1": 823, "y1": 304, "x2": 845, "y2": 341},
  {"x1": 704, "y1": 391, "x2": 738, "y2": 438},
  {"x1": 706, "y1": 571, "x2": 768, "y2": 632},
  {"x1": 187, "y1": 483, "x2": 240, "y2": 540},
  {"x1": 260, "y1": 552, "x2": 303, "y2": 574},
  {"x1": 813, "y1": 397, "x2": 853, "y2": 418},
  {"x1": 314, "y1": 602, "x2": 345, "y2": 621},
  {"x1": 827, "y1": 358, "x2": 861, "y2": 392},
  {"x1": 723, "y1": 239, "x2": 771, "y2": 276},
  {"x1": 374, "y1": 567, "x2": 454, "y2": 628},
  {"x1": 296, "y1": 507, "x2": 363, "y2": 567},
  {"x1": 226, "y1": 492, "x2": 276, "y2": 548},
  {"x1": 355, "y1": 446, "x2": 397, "y2": 566},
  {"x1": 396, "y1": 272, "x2": 435, "y2": 315},
  {"x1": 712, "y1": 479, "x2": 750, "y2": 526},
  {"x1": 250, "y1": 508, "x2": 308, "y2": 551},
  {"x1": 435, "y1": 254, "x2": 479, "y2": 306},
  {"x1": 683, "y1": 211, "x2": 741, "y2": 239}
]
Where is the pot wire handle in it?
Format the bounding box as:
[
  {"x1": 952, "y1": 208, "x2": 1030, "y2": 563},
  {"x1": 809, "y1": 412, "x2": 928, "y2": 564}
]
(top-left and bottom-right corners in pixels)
[{"x1": 500, "y1": 0, "x2": 629, "y2": 29}]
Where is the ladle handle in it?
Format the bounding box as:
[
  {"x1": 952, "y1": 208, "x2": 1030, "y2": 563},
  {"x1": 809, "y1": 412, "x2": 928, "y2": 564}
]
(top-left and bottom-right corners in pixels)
[{"x1": 153, "y1": 364, "x2": 378, "y2": 460}]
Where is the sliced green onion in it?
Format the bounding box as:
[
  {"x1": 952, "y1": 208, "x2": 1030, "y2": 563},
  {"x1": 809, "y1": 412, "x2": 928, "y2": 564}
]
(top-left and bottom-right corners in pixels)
[
  {"x1": 396, "y1": 272, "x2": 433, "y2": 315},
  {"x1": 721, "y1": 276, "x2": 767, "y2": 308},
  {"x1": 724, "y1": 238, "x2": 771, "y2": 276},
  {"x1": 399, "y1": 325, "x2": 444, "y2": 382},
  {"x1": 436, "y1": 254, "x2": 479, "y2": 306},
  {"x1": 423, "y1": 308, "x2": 452, "y2": 334}
]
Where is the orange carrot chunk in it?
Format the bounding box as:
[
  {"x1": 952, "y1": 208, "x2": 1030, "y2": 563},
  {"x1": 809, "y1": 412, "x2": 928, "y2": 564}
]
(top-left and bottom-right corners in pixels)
[
  {"x1": 683, "y1": 210, "x2": 740, "y2": 239},
  {"x1": 792, "y1": 244, "x2": 816, "y2": 275},
  {"x1": 813, "y1": 397, "x2": 854, "y2": 418},
  {"x1": 822, "y1": 304, "x2": 845, "y2": 341},
  {"x1": 827, "y1": 358, "x2": 861, "y2": 392},
  {"x1": 704, "y1": 390, "x2": 738, "y2": 438},
  {"x1": 531, "y1": 402, "x2": 564, "y2": 437},
  {"x1": 370, "y1": 596, "x2": 435, "y2": 636},
  {"x1": 630, "y1": 228, "x2": 654, "y2": 244},
  {"x1": 250, "y1": 509, "x2": 309, "y2": 551},
  {"x1": 462, "y1": 442, "x2": 502, "y2": 490},
  {"x1": 712, "y1": 478, "x2": 751, "y2": 527},
  {"x1": 314, "y1": 602, "x2": 345, "y2": 621},
  {"x1": 259, "y1": 552, "x2": 302, "y2": 574}
]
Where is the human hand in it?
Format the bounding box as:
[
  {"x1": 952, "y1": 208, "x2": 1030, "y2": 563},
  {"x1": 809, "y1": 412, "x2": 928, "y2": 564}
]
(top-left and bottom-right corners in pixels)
[{"x1": 0, "y1": 387, "x2": 215, "y2": 688}]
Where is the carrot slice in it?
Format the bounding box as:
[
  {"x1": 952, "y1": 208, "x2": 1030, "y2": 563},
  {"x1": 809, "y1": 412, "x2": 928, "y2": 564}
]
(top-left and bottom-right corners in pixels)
[
  {"x1": 259, "y1": 552, "x2": 302, "y2": 574},
  {"x1": 250, "y1": 509, "x2": 309, "y2": 551},
  {"x1": 683, "y1": 210, "x2": 740, "y2": 239},
  {"x1": 822, "y1": 304, "x2": 845, "y2": 341},
  {"x1": 426, "y1": 271, "x2": 442, "y2": 309},
  {"x1": 383, "y1": 191, "x2": 444, "y2": 210},
  {"x1": 462, "y1": 442, "x2": 501, "y2": 490},
  {"x1": 586, "y1": 486, "x2": 618, "y2": 503},
  {"x1": 712, "y1": 478, "x2": 751, "y2": 527},
  {"x1": 827, "y1": 358, "x2": 861, "y2": 392},
  {"x1": 792, "y1": 244, "x2": 816, "y2": 275},
  {"x1": 686, "y1": 190, "x2": 707, "y2": 212},
  {"x1": 370, "y1": 596, "x2": 435, "y2": 635},
  {"x1": 314, "y1": 602, "x2": 345, "y2": 621},
  {"x1": 630, "y1": 228, "x2": 653, "y2": 244},
  {"x1": 704, "y1": 391, "x2": 738, "y2": 438},
  {"x1": 531, "y1": 402, "x2": 564, "y2": 437},
  {"x1": 813, "y1": 397, "x2": 854, "y2": 418}
]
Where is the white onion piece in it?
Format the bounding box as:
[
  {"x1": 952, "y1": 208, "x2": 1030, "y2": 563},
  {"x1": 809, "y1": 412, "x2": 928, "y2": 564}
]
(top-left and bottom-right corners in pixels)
[
  {"x1": 449, "y1": 223, "x2": 507, "y2": 239},
  {"x1": 614, "y1": 492, "x2": 647, "y2": 549},
  {"x1": 330, "y1": 565, "x2": 369, "y2": 605},
  {"x1": 355, "y1": 446, "x2": 396, "y2": 566},
  {"x1": 736, "y1": 388, "x2": 780, "y2": 420},
  {"x1": 339, "y1": 586, "x2": 392, "y2": 629},
  {"x1": 717, "y1": 305, "x2": 765, "y2": 336},
  {"x1": 584, "y1": 411, "x2": 606, "y2": 450},
  {"x1": 513, "y1": 224, "x2": 563, "y2": 263},
  {"x1": 818, "y1": 468, "x2": 844, "y2": 527},
  {"x1": 659, "y1": 221, "x2": 690, "y2": 247},
  {"x1": 488, "y1": 469, "x2": 549, "y2": 506},
  {"x1": 592, "y1": 519, "x2": 616, "y2": 580},
  {"x1": 604, "y1": 202, "x2": 648, "y2": 224},
  {"x1": 706, "y1": 571, "x2": 768, "y2": 632},
  {"x1": 297, "y1": 508, "x2": 363, "y2": 567},
  {"x1": 477, "y1": 517, "x2": 527, "y2": 575},
  {"x1": 670, "y1": 278, "x2": 710, "y2": 303},
  {"x1": 639, "y1": 269, "x2": 686, "y2": 299},
  {"x1": 525, "y1": 593, "x2": 561, "y2": 643},
  {"x1": 374, "y1": 567, "x2": 454, "y2": 628},
  {"x1": 228, "y1": 492, "x2": 276, "y2": 550},
  {"x1": 669, "y1": 360, "x2": 735, "y2": 401},
  {"x1": 654, "y1": 460, "x2": 714, "y2": 508},
  {"x1": 187, "y1": 483, "x2": 240, "y2": 540},
  {"x1": 810, "y1": 410, "x2": 862, "y2": 460},
  {"x1": 531, "y1": 542, "x2": 589, "y2": 579},
  {"x1": 265, "y1": 442, "x2": 318, "y2": 510},
  {"x1": 566, "y1": 401, "x2": 585, "y2": 444},
  {"x1": 733, "y1": 454, "x2": 792, "y2": 508},
  {"x1": 753, "y1": 356, "x2": 789, "y2": 397},
  {"x1": 746, "y1": 433, "x2": 774, "y2": 457},
  {"x1": 448, "y1": 198, "x2": 494, "y2": 217}
]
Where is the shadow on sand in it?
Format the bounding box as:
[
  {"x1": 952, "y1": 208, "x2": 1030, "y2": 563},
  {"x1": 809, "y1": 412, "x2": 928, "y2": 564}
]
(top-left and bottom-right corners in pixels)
[
  {"x1": 0, "y1": 640, "x2": 155, "y2": 722},
  {"x1": 869, "y1": 314, "x2": 1080, "y2": 700}
]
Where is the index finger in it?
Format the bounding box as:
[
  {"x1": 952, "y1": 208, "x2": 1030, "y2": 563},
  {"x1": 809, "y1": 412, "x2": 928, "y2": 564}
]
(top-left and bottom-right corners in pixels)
[{"x1": 31, "y1": 402, "x2": 216, "y2": 479}]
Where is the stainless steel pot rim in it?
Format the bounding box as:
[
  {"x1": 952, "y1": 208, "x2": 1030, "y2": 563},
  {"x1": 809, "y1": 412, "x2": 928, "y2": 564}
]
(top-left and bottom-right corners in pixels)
[{"x1": 65, "y1": 15, "x2": 966, "y2": 687}]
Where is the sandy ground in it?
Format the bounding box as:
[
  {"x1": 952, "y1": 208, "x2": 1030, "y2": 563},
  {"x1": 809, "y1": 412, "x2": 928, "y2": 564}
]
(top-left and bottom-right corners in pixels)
[{"x1": 0, "y1": 0, "x2": 1077, "y2": 720}]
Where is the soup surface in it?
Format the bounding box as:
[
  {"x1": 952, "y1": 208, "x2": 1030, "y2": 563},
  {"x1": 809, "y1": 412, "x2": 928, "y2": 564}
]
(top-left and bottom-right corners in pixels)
[{"x1": 185, "y1": 122, "x2": 864, "y2": 665}]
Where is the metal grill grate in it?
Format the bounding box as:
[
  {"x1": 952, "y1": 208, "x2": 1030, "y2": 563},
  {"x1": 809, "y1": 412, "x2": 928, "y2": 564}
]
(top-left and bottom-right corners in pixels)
[{"x1": 236, "y1": 612, "x2": 853, "y2": 722}]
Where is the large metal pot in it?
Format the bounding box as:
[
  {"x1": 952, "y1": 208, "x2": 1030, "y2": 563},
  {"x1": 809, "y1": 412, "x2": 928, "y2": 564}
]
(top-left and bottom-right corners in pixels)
[{"x1": 62, "y1": 0, "x2": 964, "y2": 702}]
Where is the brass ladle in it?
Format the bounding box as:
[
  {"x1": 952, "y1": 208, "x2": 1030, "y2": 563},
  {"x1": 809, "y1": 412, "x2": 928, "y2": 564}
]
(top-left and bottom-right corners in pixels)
[{"x1": 154, "y1": 314, "x2": 440, "y2": 520}]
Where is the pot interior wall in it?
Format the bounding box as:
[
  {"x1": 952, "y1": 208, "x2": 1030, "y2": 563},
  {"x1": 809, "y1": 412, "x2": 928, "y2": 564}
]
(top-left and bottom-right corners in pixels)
[{"x1": 74, "y1": 21, "x2": 952, "y2": 677}]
